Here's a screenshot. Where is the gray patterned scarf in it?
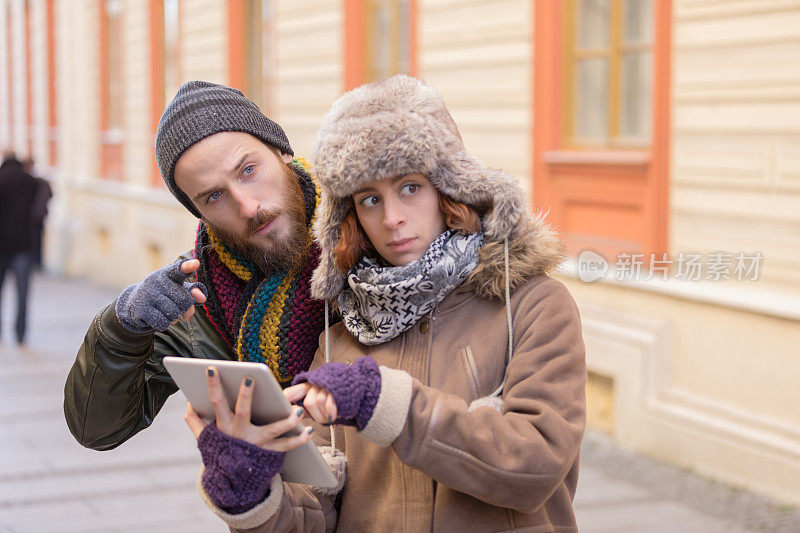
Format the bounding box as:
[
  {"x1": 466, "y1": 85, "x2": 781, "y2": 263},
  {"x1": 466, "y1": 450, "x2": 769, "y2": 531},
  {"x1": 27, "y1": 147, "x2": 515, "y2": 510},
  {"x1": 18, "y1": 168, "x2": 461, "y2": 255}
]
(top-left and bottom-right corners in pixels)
[{"x1": 338, "y1": 230, "x2": 484, "y2": 345}]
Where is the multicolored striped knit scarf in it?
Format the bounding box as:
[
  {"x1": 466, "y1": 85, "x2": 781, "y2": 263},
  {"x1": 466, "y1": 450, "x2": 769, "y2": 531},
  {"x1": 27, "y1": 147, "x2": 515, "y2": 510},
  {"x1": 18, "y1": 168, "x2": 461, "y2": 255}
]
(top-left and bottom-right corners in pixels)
[{"x1": 193, "y1": 158, "x2": 325, "y2": 384}]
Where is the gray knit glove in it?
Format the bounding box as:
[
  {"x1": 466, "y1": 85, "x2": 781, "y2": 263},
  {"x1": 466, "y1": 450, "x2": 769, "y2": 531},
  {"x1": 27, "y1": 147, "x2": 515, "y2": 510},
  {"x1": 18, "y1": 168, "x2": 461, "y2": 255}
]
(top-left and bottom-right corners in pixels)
[{"x1": 114, "y1": 259, "x2": 208, "y2": 334}]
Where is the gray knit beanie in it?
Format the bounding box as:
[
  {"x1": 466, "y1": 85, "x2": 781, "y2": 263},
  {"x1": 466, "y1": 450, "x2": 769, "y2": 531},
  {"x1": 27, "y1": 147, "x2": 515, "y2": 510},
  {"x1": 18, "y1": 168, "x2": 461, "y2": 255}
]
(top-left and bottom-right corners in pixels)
[{"x1": 155, "y1": 81, "x2": 294, "y2": 217}]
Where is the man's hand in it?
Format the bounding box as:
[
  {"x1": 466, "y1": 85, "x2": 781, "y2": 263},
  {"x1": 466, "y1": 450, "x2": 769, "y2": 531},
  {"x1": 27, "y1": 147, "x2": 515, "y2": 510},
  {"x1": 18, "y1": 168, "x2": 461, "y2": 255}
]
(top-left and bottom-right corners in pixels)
[
  {"x1": 114, "y1": 258, "x2": 207, "y2": 334},
  {"x1": 184, "y1": 366, "x2": 314, "y2": 452},
  {"x1": 172, "y1": 260, "x2": 206, "y2": 323}
]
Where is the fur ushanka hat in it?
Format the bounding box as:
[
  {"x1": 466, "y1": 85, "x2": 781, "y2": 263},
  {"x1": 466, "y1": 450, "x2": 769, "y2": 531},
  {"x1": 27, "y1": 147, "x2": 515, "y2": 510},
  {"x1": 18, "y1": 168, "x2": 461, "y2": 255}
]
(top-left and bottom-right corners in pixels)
[{"x1": 311, "y1": 75, "x2": 564, "y2": 301}]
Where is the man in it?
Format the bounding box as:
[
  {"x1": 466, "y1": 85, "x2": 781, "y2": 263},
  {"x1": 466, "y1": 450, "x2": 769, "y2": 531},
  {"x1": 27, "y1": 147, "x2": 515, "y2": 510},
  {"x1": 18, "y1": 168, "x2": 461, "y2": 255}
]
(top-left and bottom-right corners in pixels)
[
  {"x1": 64, "y1": 81, "x2": 325, "y2": 450},
  {"x1": 0, "y1": 152, "x2": 40, "y2": 345}
]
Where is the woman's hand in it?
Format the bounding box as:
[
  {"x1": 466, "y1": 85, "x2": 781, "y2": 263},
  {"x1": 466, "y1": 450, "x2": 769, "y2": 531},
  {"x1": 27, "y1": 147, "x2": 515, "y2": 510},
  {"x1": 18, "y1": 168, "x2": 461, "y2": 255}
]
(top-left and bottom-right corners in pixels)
[
  {"x1": 289, "y1": 357, "x2": 382, "y2": 430},
  {"x1": 184, "y1": 366, "x2": 314, "y2": 451},
  {"x1": 284, "y1": 383, "x2": 339, "y2": 425}
]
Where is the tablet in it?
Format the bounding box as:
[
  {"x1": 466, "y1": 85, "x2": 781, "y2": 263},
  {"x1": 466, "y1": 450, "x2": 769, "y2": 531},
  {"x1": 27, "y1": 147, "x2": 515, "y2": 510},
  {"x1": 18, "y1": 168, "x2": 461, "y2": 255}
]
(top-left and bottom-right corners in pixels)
[{"x1": 163, "y1": 356, "x2": 338, "y2": 488}]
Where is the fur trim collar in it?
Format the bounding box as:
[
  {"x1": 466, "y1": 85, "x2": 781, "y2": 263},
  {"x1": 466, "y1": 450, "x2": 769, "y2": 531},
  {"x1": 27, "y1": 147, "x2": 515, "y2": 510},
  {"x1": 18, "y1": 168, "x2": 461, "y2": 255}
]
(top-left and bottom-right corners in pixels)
[{"x1": 468, "y1": 213, "x2": 565, "y2": 299}]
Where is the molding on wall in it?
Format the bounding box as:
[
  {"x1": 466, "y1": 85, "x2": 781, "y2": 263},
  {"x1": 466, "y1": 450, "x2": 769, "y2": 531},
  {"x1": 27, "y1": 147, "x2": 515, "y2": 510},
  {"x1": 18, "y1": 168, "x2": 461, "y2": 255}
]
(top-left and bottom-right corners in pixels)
[
  {"x1": 65, "y1": 176, "x2": 181, "y2": 209},
  {"x1": 579, "y1": 302, "x2": 800, "y2": 504},
  {"x1": 561, "y1": 258, "x2": 800, "y2": 321}
]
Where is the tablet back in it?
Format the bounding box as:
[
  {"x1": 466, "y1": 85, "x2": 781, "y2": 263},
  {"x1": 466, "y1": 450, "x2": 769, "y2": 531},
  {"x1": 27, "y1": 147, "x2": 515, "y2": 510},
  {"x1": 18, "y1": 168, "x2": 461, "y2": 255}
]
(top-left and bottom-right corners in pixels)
[{"x1": 163, "y1": 357, "x2": 337, "y2": 488}]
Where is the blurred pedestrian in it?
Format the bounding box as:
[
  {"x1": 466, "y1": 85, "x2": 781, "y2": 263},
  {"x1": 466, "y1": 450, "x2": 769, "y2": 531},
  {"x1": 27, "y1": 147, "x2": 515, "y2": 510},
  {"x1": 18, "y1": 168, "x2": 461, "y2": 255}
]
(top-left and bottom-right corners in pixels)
[
  {"x1": 0, "y1": 152, "x2": 40, "y2": 344},
  {"x1": 22, "y1": 158, "x2": 53, "y2": 269}
]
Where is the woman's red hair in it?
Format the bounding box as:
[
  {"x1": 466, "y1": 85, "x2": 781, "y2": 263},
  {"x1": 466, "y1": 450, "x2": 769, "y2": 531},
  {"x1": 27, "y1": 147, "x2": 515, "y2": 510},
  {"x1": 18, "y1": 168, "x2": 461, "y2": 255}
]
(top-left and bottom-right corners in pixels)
[{"x1": 334, "y1": 194, "x2": 482, "y2": 272}]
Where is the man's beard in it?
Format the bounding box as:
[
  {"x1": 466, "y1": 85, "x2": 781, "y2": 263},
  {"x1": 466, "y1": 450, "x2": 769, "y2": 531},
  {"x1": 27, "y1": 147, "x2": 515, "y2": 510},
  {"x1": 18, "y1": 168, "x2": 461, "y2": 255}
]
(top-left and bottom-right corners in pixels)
[{"x1": 209, "y1": 165, "x2": 310, "y2": 275}]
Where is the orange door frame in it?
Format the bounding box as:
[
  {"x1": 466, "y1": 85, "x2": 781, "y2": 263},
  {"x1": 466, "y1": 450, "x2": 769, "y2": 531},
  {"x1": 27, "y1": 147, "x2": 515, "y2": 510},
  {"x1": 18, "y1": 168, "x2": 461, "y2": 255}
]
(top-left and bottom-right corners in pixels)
[{"x1": 532, "y1": 1, "x2": 671, "y2": 263}]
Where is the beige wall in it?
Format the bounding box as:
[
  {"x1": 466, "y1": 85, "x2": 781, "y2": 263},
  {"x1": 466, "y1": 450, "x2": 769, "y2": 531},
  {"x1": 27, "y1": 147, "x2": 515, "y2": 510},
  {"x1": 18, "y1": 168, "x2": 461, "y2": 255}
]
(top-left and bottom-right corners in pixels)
[
  {"x1": 7, "y1": 0, "x2": 27, "y2": 157},
  {"x1": 420, "y1": 0, "x2": 533, "y2": 199},
  {"x1": 29, "y1": 0, "x2": 47, "y2": 164},
  {"x1": 671, "y1": 0, "x2": 800, "y2": 293},
  {"x1": 0, "y1": 4, "x2": 6, "y2": 150},
  {"x1": 121, "y1": 0, "x2": 150, "y2": 189},
  {"x1": 180, "y1": 0, "x2": 226, "y2": 83},
  {"x1": 560, "y1": 273, "x2": 800, "y2": 504},
  {"x1": 274, "y1": 0, "x2": 344, "y2": 158}
]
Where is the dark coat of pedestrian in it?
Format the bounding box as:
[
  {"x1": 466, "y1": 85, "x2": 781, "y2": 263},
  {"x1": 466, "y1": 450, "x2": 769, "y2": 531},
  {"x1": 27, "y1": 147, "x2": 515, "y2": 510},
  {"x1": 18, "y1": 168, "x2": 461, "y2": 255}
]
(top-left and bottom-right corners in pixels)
[{"x1": 0, "y1": 155, "x2": 39, "y2": 255}]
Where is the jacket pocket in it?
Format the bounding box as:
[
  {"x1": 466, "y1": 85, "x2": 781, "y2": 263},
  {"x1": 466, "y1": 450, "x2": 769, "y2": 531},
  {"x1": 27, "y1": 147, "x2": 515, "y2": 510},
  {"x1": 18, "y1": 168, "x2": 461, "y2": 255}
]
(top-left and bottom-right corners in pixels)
[{"x1": 460, "y1": 345, "x2": 484, "y2": 399}]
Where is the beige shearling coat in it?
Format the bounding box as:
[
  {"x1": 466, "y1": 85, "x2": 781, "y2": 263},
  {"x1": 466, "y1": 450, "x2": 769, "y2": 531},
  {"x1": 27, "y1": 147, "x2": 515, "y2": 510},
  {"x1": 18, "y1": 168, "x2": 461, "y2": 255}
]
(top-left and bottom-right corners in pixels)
[{"x1": 199, "y1": 216, "x2": 587, "y2": 533}]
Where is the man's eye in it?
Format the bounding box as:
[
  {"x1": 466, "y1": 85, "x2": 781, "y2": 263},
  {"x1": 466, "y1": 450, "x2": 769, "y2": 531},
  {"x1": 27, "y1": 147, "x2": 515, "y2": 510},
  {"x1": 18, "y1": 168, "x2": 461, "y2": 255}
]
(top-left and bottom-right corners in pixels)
[
  {"x1": 243, "y1": 165, "x2": 255, "y2": 176},
  {"x1": 207, "y1": 191, "x2": 222, "y2": 203},
  {"x1": 360, "y1": 195, "x2": 379, "y2": 207}
]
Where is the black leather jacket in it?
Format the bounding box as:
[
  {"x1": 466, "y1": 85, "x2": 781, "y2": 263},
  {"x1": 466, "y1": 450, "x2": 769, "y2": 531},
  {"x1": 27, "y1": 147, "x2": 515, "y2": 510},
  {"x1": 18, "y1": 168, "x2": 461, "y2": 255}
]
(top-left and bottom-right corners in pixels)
[{"x1": 63, "y1": 273, "x2": 235, "y2": 451}]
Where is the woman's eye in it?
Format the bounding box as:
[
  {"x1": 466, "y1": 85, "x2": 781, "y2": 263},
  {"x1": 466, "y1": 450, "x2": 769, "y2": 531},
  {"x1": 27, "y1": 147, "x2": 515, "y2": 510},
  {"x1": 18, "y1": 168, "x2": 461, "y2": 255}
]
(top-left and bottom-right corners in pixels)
[
  {"x1": 242, "y1": 165, "x2": 255, "y2": 176},
  {"x1": 401, "y1": 183, "x2": 419, "y2": 194},
  {"x1": 360, "y1": 195, "x2": 379, "y2": 207}
]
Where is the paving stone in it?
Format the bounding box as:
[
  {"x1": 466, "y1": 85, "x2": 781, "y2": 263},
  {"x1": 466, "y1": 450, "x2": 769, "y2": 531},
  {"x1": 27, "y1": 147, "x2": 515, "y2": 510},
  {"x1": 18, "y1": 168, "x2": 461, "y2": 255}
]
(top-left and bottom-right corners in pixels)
[{"x1": 579, "y1": 431, "x2": 800, "y2": 532}]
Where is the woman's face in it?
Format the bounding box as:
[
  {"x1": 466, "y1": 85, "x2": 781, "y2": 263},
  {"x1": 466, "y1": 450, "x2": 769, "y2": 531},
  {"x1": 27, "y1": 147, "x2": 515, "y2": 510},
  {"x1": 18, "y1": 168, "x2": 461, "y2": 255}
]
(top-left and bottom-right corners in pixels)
[{"x1": 352, "y1": 173, "x2": 446, "y2": 266}]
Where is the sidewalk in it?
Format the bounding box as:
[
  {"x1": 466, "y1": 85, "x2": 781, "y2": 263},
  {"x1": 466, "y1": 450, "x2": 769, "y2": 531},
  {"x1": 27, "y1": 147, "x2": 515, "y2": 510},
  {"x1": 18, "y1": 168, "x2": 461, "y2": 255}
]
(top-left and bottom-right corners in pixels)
[{"x1": 1, "y1": 273, "x2": 798, "y2": 532}]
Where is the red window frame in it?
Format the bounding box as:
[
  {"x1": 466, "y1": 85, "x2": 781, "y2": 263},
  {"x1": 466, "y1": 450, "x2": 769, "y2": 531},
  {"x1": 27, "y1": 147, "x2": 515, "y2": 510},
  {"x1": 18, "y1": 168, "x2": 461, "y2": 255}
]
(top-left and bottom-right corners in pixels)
[
  {"x1": 344, "y1": 0, "x2": 417, "y2": 90},
  {"x1": 532, "y1": 1, "x2": 672, "y2": 264}
]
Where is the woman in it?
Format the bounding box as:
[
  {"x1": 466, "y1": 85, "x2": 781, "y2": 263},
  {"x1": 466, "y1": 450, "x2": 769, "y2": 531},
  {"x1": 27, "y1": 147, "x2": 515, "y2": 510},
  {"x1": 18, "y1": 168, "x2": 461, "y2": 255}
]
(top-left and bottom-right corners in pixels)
[{"x1": 187, "y1": 75, "x2": 586, "y2": 532}]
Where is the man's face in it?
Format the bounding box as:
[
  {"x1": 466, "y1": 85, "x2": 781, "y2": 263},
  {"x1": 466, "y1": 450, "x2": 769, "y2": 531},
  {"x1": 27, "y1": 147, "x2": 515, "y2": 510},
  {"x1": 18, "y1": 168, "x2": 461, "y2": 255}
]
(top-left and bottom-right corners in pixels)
[{"x1": 174, "y1": 131, "x2": 309, "y2": 273}]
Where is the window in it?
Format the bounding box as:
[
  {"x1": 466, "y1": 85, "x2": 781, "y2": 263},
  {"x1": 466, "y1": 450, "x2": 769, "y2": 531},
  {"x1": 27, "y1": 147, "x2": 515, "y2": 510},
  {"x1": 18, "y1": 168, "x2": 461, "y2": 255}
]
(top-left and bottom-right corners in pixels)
[
  {"x1": 47, "y1": 0, "x2": 57, "y2": 167},
  {"x1": 533, "y1": 0, "x2": 670, "y2": 262},
  {"x1": 100, "y1": 0, "x2": 124, "y2": 180},
  {"x1": 162, "y1": 0, "x2": 180, "y2": 105},
  {"x1": 345, "y1": 0, "x2": 416, "y2": 90},
  {"x1": 365, "y1": 0, "x2": 412, "y2": 82},
  {"x1": 228, "y1": 0, "x2": 275, "y2": 113},
  {"x1": 149, "y1": 0, "x2": 180, "y2": 185},
  {"x1": 564, "y1": 0, "x2": 653, "y2": 148}
]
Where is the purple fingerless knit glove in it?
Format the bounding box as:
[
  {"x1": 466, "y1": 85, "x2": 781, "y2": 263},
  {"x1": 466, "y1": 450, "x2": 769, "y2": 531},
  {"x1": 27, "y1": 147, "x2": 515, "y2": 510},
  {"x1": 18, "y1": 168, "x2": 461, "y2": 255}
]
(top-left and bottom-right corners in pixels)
[
  {"x1": 292, "y1": 356, "x2": 381, "y2": 431},
  {"x1": 198, "y1": 423, "x2": 285, "y2": 515},
  {"x1": 115, "y1": 258, "x2": 208, "y2": 334}
]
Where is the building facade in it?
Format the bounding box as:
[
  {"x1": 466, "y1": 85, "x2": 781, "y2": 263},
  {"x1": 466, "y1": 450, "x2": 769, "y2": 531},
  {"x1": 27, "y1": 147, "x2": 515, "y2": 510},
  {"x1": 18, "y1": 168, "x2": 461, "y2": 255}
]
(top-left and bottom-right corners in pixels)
[{"x1": 2, "y1": 0, "x2": 799, "y2": 505}]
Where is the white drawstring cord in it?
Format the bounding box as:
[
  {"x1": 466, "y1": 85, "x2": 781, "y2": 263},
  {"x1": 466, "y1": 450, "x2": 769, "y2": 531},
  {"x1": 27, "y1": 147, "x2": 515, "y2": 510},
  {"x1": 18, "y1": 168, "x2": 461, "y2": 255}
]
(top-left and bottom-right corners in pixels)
[
  {"x1": 491, "y1": 237, "x2": 513, "y2": 397},
  {"x1": 324, "y1": 300, "x2": 330, "y2": 366},
  {"x1": 324, "y1": 299, "x2": 335, "y2": 449}
]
